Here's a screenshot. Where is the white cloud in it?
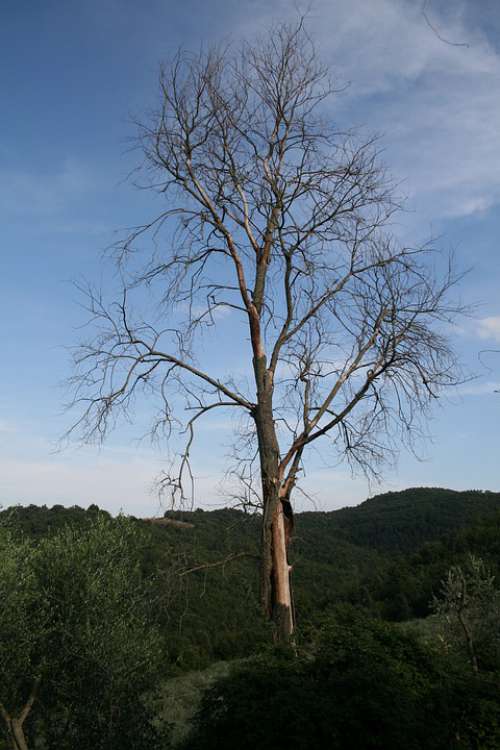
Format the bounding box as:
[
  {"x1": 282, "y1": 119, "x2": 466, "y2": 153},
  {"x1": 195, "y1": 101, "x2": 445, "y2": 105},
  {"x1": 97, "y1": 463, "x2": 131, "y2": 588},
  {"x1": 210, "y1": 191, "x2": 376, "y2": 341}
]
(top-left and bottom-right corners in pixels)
[
  {"x1": 311, "y1": 2, "x2": 470, "y2": 89},
  {"x1": 318, "y1": 0, "x2": 500, "y2": 222},
  {"x1": 477, "y1": 316, "x2": 500, "y2": 343},
  {"x1": 232, "y1": 0, "x2": 500, "y2": 223},
  {"x1": 453, "y1": 380, "x2": 500, "y2": 396}
]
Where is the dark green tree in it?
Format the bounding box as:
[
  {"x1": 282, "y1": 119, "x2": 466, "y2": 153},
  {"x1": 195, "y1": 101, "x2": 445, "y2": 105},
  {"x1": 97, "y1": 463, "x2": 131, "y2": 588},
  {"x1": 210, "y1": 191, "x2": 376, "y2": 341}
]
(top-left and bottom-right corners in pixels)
[
  {"x1": 433, "y1": 555, "x2": 500, "y2": 673},
  {"x1": 0, "y1": 517, "x2": 166, "y2": 750},
  {"x1": 183, "y1": 611, "x2": 451, "y2": 750}
]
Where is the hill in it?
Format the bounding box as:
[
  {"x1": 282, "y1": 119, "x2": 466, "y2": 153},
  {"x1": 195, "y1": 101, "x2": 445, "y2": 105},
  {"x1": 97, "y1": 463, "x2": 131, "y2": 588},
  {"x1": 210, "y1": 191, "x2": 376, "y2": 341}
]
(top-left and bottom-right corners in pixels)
[
  {"x1": 327, "y1": 487, "x2": 500, "y2": 551},
  {"x1": 2, "y1": 487, "x2": 500, "y2": 668}
]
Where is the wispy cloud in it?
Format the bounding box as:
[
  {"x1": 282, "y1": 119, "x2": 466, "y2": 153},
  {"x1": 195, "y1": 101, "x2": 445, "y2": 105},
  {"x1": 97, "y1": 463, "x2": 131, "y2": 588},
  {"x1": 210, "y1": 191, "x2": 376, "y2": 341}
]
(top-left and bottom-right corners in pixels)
[
  {"x1": 0, "y1": 420, "x2": 16, "y2": 434},
  {"x1": 476, "y1": 316, "x2": 500, "y2": 343},
  {"x1": 318, "y1": 0, "x2": 500, "y2": 222},
  {"x1": 453, "y1": 380, "x2": 500, "y2": 396},
  {"x1": 237, "y1": 0, "x2": 500, "y2": 223}
]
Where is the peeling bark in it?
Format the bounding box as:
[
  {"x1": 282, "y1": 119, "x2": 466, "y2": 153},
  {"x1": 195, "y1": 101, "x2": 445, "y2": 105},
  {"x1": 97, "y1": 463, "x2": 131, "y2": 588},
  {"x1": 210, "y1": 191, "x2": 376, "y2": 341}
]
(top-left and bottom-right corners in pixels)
[
  {"x1": 271, "y1": 502, "x2": 294, "y2": 640},
  {"x1": 254, "y1": 358, "x2": 294, "y2": 640}
]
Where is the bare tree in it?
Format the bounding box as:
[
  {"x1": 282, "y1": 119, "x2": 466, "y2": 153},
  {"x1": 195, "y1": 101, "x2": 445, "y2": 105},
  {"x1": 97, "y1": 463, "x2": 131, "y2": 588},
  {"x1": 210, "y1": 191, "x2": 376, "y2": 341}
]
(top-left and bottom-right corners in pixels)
[{"x1": 67, "y1": 21, "x2": 463, "y2": 641}]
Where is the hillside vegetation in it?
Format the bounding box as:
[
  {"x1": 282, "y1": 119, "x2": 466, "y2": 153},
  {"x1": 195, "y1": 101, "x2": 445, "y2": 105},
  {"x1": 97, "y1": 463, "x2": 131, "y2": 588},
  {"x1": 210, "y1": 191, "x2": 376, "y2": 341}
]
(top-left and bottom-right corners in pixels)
[
  {"x1": 1, "y1": 487, "x2": 500, "y2": 748},
  {"x1": 3, "y1": 487, "x2": 500, "y2": 666}
]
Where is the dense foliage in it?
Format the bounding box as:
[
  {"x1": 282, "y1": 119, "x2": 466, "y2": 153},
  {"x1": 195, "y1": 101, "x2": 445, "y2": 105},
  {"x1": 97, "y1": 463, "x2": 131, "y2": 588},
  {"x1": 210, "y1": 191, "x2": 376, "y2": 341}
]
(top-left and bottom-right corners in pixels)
[
  {"x1": 183, "y1": 609, "x2": 500, "y2": 750},
  {"x1": 0, "y1": 516, "x2": 166, "y2": 750},
  {"x1": 2, "y1": 488, "x2": 500, "y2": 669},
  {"x1": 1, "y1": 487, "x2": 500, "y2": 748}
]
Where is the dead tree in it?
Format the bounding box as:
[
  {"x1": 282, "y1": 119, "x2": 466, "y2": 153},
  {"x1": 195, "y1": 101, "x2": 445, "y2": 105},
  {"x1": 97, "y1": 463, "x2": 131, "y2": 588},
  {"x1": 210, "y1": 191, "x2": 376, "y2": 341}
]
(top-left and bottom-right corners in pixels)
[{"x1": 67, "y1": 21, "x2": 463, "y2": 641}]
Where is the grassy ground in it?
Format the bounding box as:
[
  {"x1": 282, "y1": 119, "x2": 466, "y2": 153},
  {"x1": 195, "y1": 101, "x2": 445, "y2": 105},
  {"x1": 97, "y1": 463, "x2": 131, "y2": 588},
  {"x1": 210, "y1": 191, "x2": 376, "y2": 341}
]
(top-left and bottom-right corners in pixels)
[{"x1": 152, "y1": 660, "x2": 239, "y2": 747}]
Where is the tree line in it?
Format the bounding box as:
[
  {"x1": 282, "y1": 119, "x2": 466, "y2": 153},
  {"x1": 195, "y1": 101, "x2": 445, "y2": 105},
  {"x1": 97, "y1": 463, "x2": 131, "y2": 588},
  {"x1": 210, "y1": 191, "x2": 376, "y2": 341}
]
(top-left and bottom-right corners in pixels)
[{"x1": 1, "y1": 491, "x2": 500, "y2": 748}]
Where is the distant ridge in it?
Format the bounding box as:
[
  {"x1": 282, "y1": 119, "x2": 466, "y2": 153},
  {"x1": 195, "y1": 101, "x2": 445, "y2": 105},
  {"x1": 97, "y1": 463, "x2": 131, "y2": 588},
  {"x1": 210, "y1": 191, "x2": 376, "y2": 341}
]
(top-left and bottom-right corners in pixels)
[
  {"x1": 300, "y1": 487, "x2": 500, "y2": 552},
  {"x1": 144, "y1": 517, "x2": 195, "y2": 529},
  {"x1": 3, "y1": 487, "x2": 500, "y2": 555}
]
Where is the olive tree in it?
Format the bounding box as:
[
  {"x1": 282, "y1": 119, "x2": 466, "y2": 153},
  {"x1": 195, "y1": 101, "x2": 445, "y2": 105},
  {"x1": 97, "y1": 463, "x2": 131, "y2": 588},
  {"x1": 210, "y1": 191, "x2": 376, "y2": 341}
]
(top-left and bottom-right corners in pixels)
[
  {"x1": 433, "y1": 555, "x2": 500, "y2": 673},
  {"x1": 0, "y1": 518, "x2": 164, "y2": 750},
  {"x1": 68, "y1": 21, "x2": 462, "y2": 640},
  {"x1": 0, "y1": 531, "x2": 46, "y2": 750}
]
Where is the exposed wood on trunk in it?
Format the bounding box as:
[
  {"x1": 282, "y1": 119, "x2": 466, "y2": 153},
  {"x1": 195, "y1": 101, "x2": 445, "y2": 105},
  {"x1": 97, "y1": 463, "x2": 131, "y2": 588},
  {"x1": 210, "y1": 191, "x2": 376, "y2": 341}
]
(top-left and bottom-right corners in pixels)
[
  {"x1": 252, "y1": 355, "x2": 294, "y2": 639},
  {"x1": 271, "y1": 502, "x2": 294, "y2": 640}
]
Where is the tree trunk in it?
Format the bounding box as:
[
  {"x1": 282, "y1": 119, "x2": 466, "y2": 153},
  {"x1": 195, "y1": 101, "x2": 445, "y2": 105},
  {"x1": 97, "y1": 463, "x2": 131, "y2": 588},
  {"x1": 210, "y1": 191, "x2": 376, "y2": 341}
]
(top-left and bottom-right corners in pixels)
[
  {"x1": 10, "y1": 719, "x2": 30, "y2": 750},
  {"x1": 0, "y1": 713, "x2": 30, "y2": 750},
  {"x1": 271, "y1": 501, "x2": 294, "y2": 641},
  {"x1": 0, "y1": 679, "x2": 39, "y2": 750},
  {"x1": 254, "y1": 358, "x2": 294, "y2": 641},
  {"x1": 457, "y1": 609, "x2": 479, "y2": 673},
  {"x1": 260, "y1": 481, "x2": 294, "y2": 642}
]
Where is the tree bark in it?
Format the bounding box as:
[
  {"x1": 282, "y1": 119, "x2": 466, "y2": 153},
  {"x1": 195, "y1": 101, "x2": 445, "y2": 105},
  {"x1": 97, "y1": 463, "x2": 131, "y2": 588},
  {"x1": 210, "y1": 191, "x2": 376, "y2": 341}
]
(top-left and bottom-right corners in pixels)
[
  {"x1": 0, "y1": 678, "x2": 39, "y2": 750},
  {"x1": 457, "y1": 609, "x2": 479, "y2": 673},
  {"x1": 10, "y1": 719, "x2": 30, "y2": 750},
  {"x1": 0, "y1": 713, "x2": 30, "y2": 750},
  {"x1": 271, "y1": 501, "x2": 294, "y2": 641},
  {"x1": 254, "y1": 357, "x2": 294, "y2": 641},
  {"x1": 260, "y1": 482, "x2": 294, "y2": 641}
]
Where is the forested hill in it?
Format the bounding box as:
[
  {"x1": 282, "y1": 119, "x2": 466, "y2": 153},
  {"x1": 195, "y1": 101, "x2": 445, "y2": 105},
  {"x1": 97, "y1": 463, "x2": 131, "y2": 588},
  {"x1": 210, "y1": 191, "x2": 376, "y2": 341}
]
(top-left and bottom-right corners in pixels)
[
  {"x1": 158, "y1": 486, "x2": 500, "y2": 555},
  {"x1": 3, "y1": 487, "x2": 500, "y2": 552},
  {"x1": 2, "y1": 487, "x2": 500, "y2": 669},
  {"x1": 301, "y1": 487, "x2": 500, "y2": 552}
]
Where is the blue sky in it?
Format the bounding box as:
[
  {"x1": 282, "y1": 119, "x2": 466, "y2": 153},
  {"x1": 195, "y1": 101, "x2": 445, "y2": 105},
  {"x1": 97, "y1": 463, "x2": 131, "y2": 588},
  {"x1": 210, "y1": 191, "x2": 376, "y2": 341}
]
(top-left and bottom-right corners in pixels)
[{"x1": 1, "y1": 0, "x2": 500, "y2": 516}]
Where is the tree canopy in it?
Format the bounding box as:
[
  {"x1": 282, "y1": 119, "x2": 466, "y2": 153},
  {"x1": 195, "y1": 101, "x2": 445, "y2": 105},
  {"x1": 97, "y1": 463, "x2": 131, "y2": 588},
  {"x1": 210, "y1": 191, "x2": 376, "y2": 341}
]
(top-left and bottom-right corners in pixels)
[{"x1": 0, "y1": 516, "x2": 165, "y2": 750}]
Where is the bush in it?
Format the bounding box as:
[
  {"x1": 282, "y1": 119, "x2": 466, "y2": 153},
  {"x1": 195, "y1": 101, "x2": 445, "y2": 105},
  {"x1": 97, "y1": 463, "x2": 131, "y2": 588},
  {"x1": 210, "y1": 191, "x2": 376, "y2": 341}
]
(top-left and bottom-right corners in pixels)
[
  {"x1": 0, "y1": 516, "x2": 169, "y2": 750},
  {"x1": 183, "y1": 608, "x2": 500, "y2": 750}
]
